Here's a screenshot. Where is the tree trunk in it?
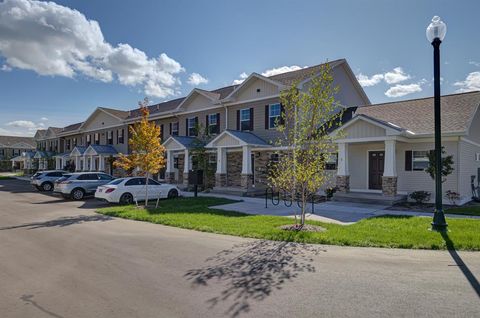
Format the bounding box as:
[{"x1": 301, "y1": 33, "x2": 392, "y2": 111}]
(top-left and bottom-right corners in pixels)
[
  {"x1": 145, "y1": 172, "x2": 149, "y2": 207},
  {"x1": 301, "y1": 191, "x2": 306, "y2": 226}
]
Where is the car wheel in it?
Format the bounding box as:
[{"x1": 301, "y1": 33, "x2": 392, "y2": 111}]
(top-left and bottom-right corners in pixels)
[
  {"x1": 41, "y1": 182, "x2": 53, "y2": 192},
  {"x1": 120, "y1": 193, "x2": 134, "y2": 205},
  {"x1": 71, "y1": 188, "x2": 85, "y2": 200},
  {"x1": 167, "y1": 189, "x2": 178, "y2": 199}
]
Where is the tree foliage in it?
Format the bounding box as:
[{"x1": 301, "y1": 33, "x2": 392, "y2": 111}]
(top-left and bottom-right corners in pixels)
[
  {"x1": 268, "y1": 63, "x2": 343, "y2": 226},
  {"x1": 190, "y1": 123, "x2": 215, "y2": 190},
  {"x1": 114, "y1": 98, "x2": 166, "y2": 205},
  {"x1": 425, "y1": 146, "x2": 454, "y2": 183}
]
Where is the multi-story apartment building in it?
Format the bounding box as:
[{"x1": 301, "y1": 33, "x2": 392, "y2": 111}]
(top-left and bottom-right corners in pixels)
[
  {"x1": 1, "y1": 135, "x2": 36, "y2": 171},
  {"x1": 31, "y1": 59, "x2": 370, "y2": 194}
]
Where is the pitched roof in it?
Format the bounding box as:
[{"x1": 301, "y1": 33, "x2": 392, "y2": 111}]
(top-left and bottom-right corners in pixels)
[
  {"x1": 169, "y1": 136, "x2": 199, "y2": 149},
  {"x1": 355, "y1": 91, "x2": 480, "y2": 135},
  {"x1": 61, "y1": 122, "x2": 83, "y2": 133},
  {"x1": 99, "y1": 107, "x2": 130, "y2": 119},
  {"x1": 128, "y1": 97, "x2": 185, "y2": 119},
  {"x1": 0, "y1": 135, "x2": 36, "y2": 148},
  {"x1": 268, "y1": 59, "x2": 345, "y2": 86},
  {"x1": 88, "y1": 144, "x2": 118, "y2": 155},
  {"x1": 225, "y1": 130, "x2": 269, "y2": 146}
]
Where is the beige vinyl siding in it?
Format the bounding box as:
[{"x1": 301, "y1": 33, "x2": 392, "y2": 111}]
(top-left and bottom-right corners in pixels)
[
  {"x1": 176, "y1": 107, "x2": 224, "y2": 137},
  {"x1": 82, "y1": 110, "x2": 123, "y2": 131},
  {"x1": 227, "y1": 97, "x2": 282, "y2": 143},
  {"x1": 458, "y1": 140, "x2": 480, "y2": 201},
  {"x1": 343, "y1": 120, "x2": 386, "y2": 139},
  {"x1": 178, "y1": 93, "x2": 213, "y2": 112},
  {"x1": 235, "y1": 78, "x2": 279, "y2": 101}
]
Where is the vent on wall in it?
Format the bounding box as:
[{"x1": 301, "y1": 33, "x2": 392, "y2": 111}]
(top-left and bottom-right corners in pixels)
[{"x1": 256, "y1": 88, "x2": 261, "y2": 93}]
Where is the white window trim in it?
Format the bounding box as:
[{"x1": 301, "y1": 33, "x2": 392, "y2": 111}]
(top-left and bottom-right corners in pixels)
[
  {"x1": 268, "y1": 103, "x2": 281, "y2": 129},
  {"x1": 208, "y1": 114, "x2": 218, "y2": 134},
  {"x1": 172, "y1": 122, "x2": 179, "y2": 136},
  {"x1": 240, "y1": 108, "x2": 250, "y2": 131},
  {"x1": 412, "y1": 150, "x2": 429, "y2": 171},
  {"x1": 188, "y1": 117, "x2": 196, "y2": 136}
]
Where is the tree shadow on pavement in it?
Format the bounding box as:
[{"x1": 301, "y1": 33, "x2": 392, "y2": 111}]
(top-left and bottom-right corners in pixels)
[
  {"x1": 185, "y1": 240, "x2": 325, "y2": 317},
  {"x1": 20, "y1": 294, "x2": 65, "y2": 318},
  {"x1": 0, "y1": 215, "x2": 112, "y2": 231},
  {"x1": 441, "y1": 232, "x2": 480, "y2": 298}
]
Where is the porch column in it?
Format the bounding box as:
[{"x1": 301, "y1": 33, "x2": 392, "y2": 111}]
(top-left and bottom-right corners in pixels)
[
  {"x1": 215, "y1": 147, "x2": 227, "y2": 187},
  {"x1": 382, "y1": 139, "x2": 398, "y2": 196},
  {"x1": 98, "y1": 155, "x2": 104, "y2": 171},
  {"x1": 183, "y1": 149, "x2": 190, "y2": 188},
  {"x1": 240, "y1": 146, "x2": 253, "y2": 189},
  {"x1": 336, "y1": 142, "x2": 350, "y2": 193},
  {"x1": 75, "y1": 156, "x2": 80, "y2": 171},
  {"x1": 82, "y1": 157, "x2": 88, "y2": 171},
  {"x1": 55, "y1": 157, "x2": 60, "y2": 170},
  {"x1": 165, "y1": 150, "x2": 175, "y2": 184},
  {"x1": 91, "y1": 155, "x2": 96, "y2": 171}
]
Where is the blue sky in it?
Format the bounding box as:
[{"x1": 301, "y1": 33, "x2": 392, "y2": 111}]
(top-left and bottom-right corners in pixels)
[{"x1": 0, "y1": 0, "x2": 479, "y2": 136}]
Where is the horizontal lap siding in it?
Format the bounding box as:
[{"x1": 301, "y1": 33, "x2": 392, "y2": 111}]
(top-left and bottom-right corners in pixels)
[{"x1": 458, "y1": 140, "x2": 480, "y2": 200}]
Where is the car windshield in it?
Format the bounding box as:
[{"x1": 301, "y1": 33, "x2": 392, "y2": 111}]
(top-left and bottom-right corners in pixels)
[
  {"x1": 33, "y1": 172, "x2": 42, "y2": 178},
  {"x1": 55, "y1": 175, "x2": 72, "y2": 183},
  {"x1": 108, "y1": 178, "x2": 124, "y2": 185}
]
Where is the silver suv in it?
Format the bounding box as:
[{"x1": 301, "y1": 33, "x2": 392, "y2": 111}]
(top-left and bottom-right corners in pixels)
[
  {"x1": 31, "y1": 170, "x2": 66, "y2": 191},
  {"x1": 54, "y1": 172, "x2": 115, "y2": 200}
]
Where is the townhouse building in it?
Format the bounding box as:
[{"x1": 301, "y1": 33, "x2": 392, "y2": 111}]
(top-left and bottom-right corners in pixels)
[
  {"x1": 28, "y1": 59, "x2": 369, "y2": 195},
  {"x1": 0, "y1": 135, "x2": 36, "y2": 171}
]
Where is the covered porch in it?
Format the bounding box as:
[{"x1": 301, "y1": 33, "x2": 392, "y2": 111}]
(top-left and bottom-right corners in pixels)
[
  {"x1": 70, "y1": 145, "x2": 118, "y2": 173},
  {"x1": 163, "y1": 136, "x2": 198, "y2": 188},
  {"x1": 206, "y1": 130, "x2": 269, "y2": 196}
]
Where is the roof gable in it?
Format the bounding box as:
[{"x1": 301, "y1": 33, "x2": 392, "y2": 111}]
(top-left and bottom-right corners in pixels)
[
  {"x1": 225, "y1": 73, "x2": 285, "y2": 102},
  {"x1": 176, "y1": 89, "x2": 219, "y2": 112},
  {"x1": 206, "y1": 130, "x2": 268, "y2": 148},
  {"x1": 79, "y1": 107, "x2": 125, "y2": 131}
]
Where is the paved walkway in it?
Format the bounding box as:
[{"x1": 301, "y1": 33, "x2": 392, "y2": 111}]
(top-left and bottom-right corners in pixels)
[{"x1": 185, "y1": 191, "x2": 480, "y2": 224}]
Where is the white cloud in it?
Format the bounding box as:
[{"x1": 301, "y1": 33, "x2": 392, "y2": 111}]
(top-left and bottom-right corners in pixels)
[
  {"x1": 385, "y1": 83, "x2": 422, "y2": 98},
  {"x1": 0, "y1": 127, "x2": 28, "y2": 136},
  {"x1": 1, "y1": 64, "x2": 12, "y2": 71},
  {"x1": 0, "y1": 0, "x2": 184, "y2": 98},
  {"x1": 383, "y1": 67, "x2": 411, "y2": 84},
  {"x1": 453, "y1": 72, "x2": 480, "y2": 93},
  {"x1": 40, "y1": 117, "x2": 48, "y2": 121},
  {"x1": 469, "y1": 61, "x2": 480, "y2": 67},
  {"x1": 1, "y1": 119, "x2": 45, "y2": 136},
  {"x1": 356, "y1": 67, "x2": 411, "y2": 87},
  {"x1": 187, "y1": 72, "x2": 208, "y2": 85},
  {"x1": 356, "y1": 73, "x2": 384, "y2": 87},
  {"x1": 232, "y1": 72, "x2": 248, "y2": 85},
  {"x1": 261, "y1": 65, "x2": 303, "y2": 77}
]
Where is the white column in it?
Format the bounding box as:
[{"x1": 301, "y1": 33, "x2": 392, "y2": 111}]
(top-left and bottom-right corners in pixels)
[
  {"x1": 384, "y1": 139, "x2": 397, "y2": 177},
  {"x1": 98, "y1": 155, "x2": 104, "y2": 171},
  {"x1": 91, "y1": 155, "x2": 96, "y2": 171},
  {"x1": 83, "y1": 157, "x2": 88, "y2": 171},
  {"x1": 337, "y1": 142, "x2": 349, "y2": 176},
  {"x1": 75, "y1": 156, "x2": 80, "y2": 171},
  {"x1": 55, "y1": 157, "x2": 60, "y2": 169},
  {"x1": 183, "y1": 149, "x2": 190, "y2": 173},
  {"x1": 216, "y1": 147, "x2": 227, "y2": 174},
  {"x1": 166, "y1": 150, "x2": 174, "y2": 173},
  {"x1": 241, "y1": 146, "x2": 252, "y2": 174}
]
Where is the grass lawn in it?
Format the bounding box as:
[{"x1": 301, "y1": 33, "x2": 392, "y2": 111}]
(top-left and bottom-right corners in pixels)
[
  {"x1": 0, "y1": 176, "x2": 13, "y2": 180},
  {"x1": 97, "y1": 197, "x2": 480, "y2": 251},
  {"x1": 445, "y1": 205, "x2": 480, "y2": 216}
]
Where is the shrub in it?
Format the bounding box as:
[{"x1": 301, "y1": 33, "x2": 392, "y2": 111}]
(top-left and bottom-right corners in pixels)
[
  {"x1": 445, "y1": 190, "x2": 461, "y2": 206},
  {"x1": 325, "y1": 187, "x2": 337, "y2": 200},
  {"x1": 409, "y1": 191, "x2": 431, "y2": 204}
]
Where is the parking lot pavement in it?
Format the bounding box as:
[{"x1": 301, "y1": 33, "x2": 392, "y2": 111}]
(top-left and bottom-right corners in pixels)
[{"x1": 1, "y1": 178, "x2": 480, "y2": 318}]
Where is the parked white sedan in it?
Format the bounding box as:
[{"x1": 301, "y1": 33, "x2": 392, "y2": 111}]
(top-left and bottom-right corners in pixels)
[{"x1": 95, "y1": 177, "x2": 181, "y2": 204}]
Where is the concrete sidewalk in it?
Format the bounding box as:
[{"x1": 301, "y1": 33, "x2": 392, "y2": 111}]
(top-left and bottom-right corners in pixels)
[{"x1": 185, "y1": 191, "x2": 480, "y2": 224}]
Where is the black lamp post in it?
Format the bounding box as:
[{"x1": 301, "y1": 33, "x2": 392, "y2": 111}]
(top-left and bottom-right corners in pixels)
[{"x1": 426, "y1": 16, "x2": 448, "y2": 231}]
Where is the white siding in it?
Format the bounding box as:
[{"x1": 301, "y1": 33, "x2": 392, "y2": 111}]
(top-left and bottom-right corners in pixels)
[
  {"x1": 343, "y1": 120, "x2": 386, "y2": 139},
  {"x1": 235, "y1": 78, "x2": 279, "y2": 101},
  {"x1": 458, "y1": 140, "x2": 480, "y2": 202},
  {"x1": 82, "y1": 110, "x2": 122, "y2": 131},
  {"x1": 180, "y1": 93, "x2": 213, "y2": 112},
  {"x1": 467, "y1": 107, "x2": 480, "y2": 144}
]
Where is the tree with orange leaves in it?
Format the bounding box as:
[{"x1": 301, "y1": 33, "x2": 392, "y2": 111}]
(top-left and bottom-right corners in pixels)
[{"x1": 114, "y1": 98, "x2": 166, "y2": 206}]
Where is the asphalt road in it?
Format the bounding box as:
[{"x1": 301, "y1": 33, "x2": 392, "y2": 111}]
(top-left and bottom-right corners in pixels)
[{"x1": 0, "y1": 179, "x2": 479, "y2": 318}]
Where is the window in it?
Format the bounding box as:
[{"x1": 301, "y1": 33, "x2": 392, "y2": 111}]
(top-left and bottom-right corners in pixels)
[
  {"x1": 108, "y1": 178, "x2": 124, "y2": 185},
  {"x1": 107, "y1": 131, "x2": 113, "y2": 145},
  {"x1": 412, "y1": 151, "x2": 429, "y2": 171},
  {"x1": 125, "y1": 178, "x2": 143, "y2": 186},
  {"x1": 476, "y1": 153, "x2": 480, "y2": 161},
  {"x1": 94, "y1": 133, "x2": 100, "y2": 145},
  {"x1": 86, "y1": 134, "x2": 91, "y2": 146},
  {"x1": 47, "y1": 172, "x2": 63, "y2": 177},
  {"x1": 268, "y1": 103, "x2": 281, "y2": 129},
  {"x1": 188, "y1": 117, "x2": 196, "y2": 136},
  {"x1": 173, "y1": 157, "x2": 179, "y2": 169},
  {"x1": 148, "y1": 178, "x2": 160, "y2": 185},
  {"x1": 73, "y1": 137, "x2": 77, "y2": 147},
  {"x1": 66, "y1": 139, "x2": 71, "y2": 151},
  {"x1": 118, "y1": 129, "x2": 125, "y2": 144},
  {"x1": 171, "y1": 122, "x2": 179, "y2": 136},
  {"x1": 240, "y1": 108, "x2": 251, "y2": 131},
  {"x1": 208, "y1": 113, "x2": 219, "y2": 135},
  {"x1": 98, "y1": 174, "x2": 113, "y2": 181},
  {"x1": 325, "y1": 153, "x2": 338, "y2": 170},
  {"x1": 77, "y1": 173, "x2": 97, "y2": 180},
  {"x1": 208, "y1": 154, "x2": 216, "y2": 164}
]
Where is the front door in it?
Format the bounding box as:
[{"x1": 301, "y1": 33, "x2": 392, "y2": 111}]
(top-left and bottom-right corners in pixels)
[{"x1": 368, "y1": 151, "x2": 384, "y2": 190}]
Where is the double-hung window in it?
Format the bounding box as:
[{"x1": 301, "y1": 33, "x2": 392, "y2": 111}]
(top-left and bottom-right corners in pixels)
[
  {"x1": 268, "y1": 103, "x2": 281, "y2": 129},
  {"x1": 94, "y1": 133, "x2": 100, "y2": 145},
  {"x1": 240, "y1": 108, "x2": 251, "y2": 131},
  {"x1": 171, "y1": 122, "x2": 179, "y2": 136},
  {"x1": 208, "y1": 113, "x2": 218, "y2": 135},
  {"x1": 118, "y1": 129, "x2": 125, "y2": 144},
  {"x1": 412, "y1": 151, "x2": 429, "y2": 171},
  {"x1": 86, "y1": 134, "x2": 91, "y2": 146},
  {"x1": 107, "y1": 131, "x2": 113, "y2": 145},
  {"x1": 188, "y1": 118, "x2": 196, "y2": 136}
]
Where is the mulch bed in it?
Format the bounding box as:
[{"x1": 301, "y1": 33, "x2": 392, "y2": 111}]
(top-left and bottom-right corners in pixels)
[{"x1": 279, "y1": 224, "x2": 326, "y2": 232}]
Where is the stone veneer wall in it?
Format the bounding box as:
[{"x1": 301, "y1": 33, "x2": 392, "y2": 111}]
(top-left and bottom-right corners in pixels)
[
  {"x1": 177, "y1": 154, "x2": 184, "y2": 184},
  {"x1": 382, "y1": 176, "x2": 398, "y2": 196},
  {"x1": 253, "y1": 151, "x2": 277, "y2": 188},
  {"x1": 226, "y1": 152, "x2": 242, "y2": 187}
]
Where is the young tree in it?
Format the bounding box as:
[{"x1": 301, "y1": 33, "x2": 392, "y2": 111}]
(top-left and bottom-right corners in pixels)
[
  {"x1": 114, "y1": 98, "x2": 166, "y2": 206},
  {"x1": 269, "y1": 63, "x2": 343, "y2": 227},
  {"x1": 425, "y1": 147, "x2": 454, "y2": 183},
  {"x1": 189, "y1": 123, "x2": 215, "y2": 190}
]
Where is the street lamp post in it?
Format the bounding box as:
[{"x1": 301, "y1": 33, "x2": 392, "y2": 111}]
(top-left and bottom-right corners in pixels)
[{"x1": 426, "y1": 16, "x2": 448, "y2": 232}]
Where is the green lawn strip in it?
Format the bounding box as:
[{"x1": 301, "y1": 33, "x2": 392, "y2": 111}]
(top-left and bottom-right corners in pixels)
[
  {"x1": 96, "y1": 197, "x2": 480, "y2": 251},
  {"x1": 0, "y1": 176, "x2": 13, "y2": 180},
  {"x1": 445, "y1": 206, "x2": 480, "y2": 216}
]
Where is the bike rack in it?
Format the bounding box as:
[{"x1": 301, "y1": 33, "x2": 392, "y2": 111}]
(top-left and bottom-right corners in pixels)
[{"x1": 265, "y1": 186, "x2": 315, "y2": 214}]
